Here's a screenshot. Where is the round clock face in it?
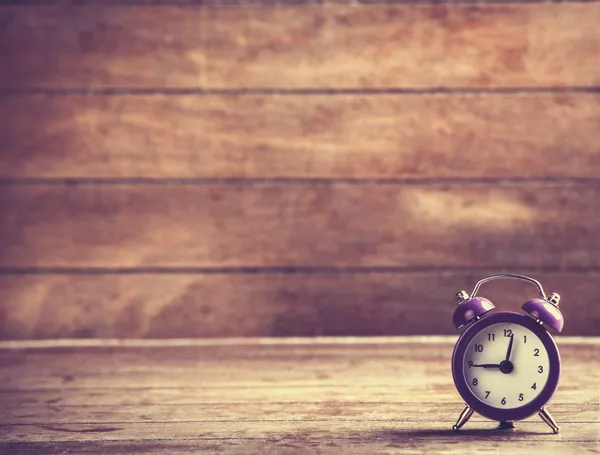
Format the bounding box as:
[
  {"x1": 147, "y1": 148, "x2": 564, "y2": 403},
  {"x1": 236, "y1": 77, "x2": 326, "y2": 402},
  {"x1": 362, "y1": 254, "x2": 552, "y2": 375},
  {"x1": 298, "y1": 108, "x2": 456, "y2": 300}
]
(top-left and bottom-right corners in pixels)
[
  {"x1": 462, "y1": 322, "x2": 549, "y2": 409},
  {"x1": 452, "y1": 312, "x2": 560, "y2": 421}
]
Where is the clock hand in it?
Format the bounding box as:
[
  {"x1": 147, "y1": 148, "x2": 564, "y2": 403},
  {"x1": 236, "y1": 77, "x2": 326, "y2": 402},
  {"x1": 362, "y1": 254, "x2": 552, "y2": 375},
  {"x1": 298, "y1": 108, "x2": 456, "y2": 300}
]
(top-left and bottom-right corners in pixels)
[
  {"x1": 471, "y1": 363, "x2": 501, "y2": 368},
  {"x1": 505, "y1": 334, "x2": 514, "y2": 362}
]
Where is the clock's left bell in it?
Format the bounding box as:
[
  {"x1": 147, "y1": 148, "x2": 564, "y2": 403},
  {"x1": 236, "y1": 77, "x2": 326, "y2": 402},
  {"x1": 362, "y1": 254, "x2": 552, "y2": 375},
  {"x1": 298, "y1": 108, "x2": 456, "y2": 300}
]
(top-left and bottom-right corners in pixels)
[{"x1": 452, "y1": 294, "x2": 495, "y2": 329}]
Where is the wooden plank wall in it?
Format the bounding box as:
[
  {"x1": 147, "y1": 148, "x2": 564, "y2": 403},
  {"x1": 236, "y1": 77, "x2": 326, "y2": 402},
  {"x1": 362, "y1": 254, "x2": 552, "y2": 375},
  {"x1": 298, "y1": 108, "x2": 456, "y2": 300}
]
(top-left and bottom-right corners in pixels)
[{"x1": 0, "y1": 1, "x2": 599, "y2": 339}]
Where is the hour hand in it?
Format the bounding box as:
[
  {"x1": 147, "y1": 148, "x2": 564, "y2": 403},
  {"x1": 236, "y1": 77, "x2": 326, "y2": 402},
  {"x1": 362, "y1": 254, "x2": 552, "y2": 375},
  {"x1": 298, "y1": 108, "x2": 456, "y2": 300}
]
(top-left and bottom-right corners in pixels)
[{"x1": 471, "y1": 363, "x2": 501, "y2": 368}]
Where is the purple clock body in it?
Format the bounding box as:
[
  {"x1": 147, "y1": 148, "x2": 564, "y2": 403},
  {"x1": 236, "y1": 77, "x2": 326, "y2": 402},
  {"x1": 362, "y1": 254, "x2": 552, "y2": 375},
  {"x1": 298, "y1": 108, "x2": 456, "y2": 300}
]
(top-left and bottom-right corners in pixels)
[{"x1": 451, "y1": 311, "x2": 561, "y2": 422}]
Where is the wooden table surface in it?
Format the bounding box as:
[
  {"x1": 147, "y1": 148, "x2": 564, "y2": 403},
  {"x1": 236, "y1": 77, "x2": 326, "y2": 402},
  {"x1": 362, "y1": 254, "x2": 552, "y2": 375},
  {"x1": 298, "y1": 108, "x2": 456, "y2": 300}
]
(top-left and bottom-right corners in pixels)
[{"x1": 0, "y1": 337, "x2": 598, "y2": 454}]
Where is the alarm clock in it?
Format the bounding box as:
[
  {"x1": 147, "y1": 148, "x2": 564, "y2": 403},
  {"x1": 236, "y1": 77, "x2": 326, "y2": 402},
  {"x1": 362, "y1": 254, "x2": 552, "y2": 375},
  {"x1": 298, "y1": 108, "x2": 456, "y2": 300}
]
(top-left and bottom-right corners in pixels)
[{"x1": 451, "y1": 274, "x2": 563, "y2": 434}]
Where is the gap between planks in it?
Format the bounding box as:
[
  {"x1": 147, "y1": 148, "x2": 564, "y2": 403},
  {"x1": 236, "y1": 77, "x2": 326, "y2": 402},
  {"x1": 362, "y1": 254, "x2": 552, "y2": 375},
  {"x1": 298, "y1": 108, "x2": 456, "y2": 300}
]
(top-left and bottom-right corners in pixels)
[
  {"x1": 3, "y1": 87, "x2": 600, "y2": 96},
  {"x1": 4, "y1": 178, "x2": 600, "y2": 186}
]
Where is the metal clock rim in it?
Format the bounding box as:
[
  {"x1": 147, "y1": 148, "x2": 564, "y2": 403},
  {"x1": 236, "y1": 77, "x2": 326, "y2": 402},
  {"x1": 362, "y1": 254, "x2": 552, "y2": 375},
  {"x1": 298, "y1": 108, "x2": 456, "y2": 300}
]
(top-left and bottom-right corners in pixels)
[{"x1": 451, "y1": 311, "x2": 561, "y2": 422}]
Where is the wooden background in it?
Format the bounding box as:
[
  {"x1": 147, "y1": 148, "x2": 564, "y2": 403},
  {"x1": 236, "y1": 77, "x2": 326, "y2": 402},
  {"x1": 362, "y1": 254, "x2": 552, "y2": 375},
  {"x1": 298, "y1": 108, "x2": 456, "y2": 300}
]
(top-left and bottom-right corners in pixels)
[{"x1": 1, "y1": 1, "x2": 599, "y2": 339}]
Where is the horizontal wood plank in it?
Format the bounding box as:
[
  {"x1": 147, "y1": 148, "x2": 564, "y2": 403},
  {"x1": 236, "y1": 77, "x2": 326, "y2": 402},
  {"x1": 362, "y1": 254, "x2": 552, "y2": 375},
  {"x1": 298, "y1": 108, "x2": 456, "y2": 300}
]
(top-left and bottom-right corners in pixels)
[
  {"x1": 0, "y1": 338, "x2": 598, "y2": 453},
  {"x1": 1, "y1": 183, "x2": 600, "y2": 268},
  {"x1": 3, "y1": 420, "x2": 600, "y2": 443},
  {"x1": 3, "y1": 382, "x2": 595, "y2": 408},
  {"x1": 2, "y1": 402, "x2": 597, "y2": 425},
  {"x1": 0, "y1": 272, "x2": 598, "y2": 338},
  {"x1": 2, "y1": 440, "x2": 600, "y2": 455},
  {"x1": 0, "y1": 341, "x2": 598, "y2": 399},
  {"x1": 1, "y1": 3, "x2": 599, "y2": 89},
  {"x1": 1, "y1": 93, "x2": 599, "y2": 179}
]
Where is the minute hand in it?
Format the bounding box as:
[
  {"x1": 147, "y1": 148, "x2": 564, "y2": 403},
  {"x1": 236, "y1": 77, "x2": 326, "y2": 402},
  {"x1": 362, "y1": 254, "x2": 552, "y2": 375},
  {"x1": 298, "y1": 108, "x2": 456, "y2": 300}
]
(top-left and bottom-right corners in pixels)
[{"x1": 505, "y1": 334, "x2": 514, "y2": 362}]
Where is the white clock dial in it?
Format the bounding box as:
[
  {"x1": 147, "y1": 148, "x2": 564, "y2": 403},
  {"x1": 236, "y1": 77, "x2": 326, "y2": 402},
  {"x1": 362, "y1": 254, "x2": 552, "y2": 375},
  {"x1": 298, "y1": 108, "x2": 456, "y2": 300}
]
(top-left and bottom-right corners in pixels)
[{"x1": 462, "y1": 322, "x2": 550, "y2": 409}]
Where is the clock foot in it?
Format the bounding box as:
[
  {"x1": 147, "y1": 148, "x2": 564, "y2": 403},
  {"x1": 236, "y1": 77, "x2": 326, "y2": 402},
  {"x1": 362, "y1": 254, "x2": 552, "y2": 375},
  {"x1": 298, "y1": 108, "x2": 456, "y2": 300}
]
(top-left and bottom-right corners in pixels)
[
  {"x1": 452, "y1": 404, "x2": 474, "y2": 432},
  {"x1": 497, "y1": 420, "x2": 516, "y2": 430},
  {"x1": 539, "y1": 406, "x2": 560, "y2": 434}
]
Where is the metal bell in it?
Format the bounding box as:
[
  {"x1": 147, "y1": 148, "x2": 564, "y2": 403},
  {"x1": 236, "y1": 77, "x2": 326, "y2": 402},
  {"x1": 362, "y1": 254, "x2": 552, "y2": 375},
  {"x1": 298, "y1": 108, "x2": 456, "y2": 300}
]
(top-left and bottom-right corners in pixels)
[
  {"x1": 522, "y1": 297, "x2": 564, "y2": 333},
  {"x1": 452, "y1": 296, "x2": 495, "y2": 330}
]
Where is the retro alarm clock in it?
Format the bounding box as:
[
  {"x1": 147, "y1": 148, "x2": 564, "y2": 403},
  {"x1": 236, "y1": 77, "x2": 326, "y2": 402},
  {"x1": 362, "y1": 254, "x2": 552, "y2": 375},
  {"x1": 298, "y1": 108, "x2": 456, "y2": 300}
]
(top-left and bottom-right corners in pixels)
[{"x1": 451, "y1": 274, "x2": 563, "y2": 433}]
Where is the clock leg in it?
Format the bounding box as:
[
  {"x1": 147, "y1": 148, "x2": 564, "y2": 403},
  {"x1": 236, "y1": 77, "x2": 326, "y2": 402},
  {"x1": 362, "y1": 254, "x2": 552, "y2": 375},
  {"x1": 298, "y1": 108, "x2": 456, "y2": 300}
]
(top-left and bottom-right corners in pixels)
[
  {"x1": 539, "y1": 406, "x2": 560, "y2": 434},
  {"x1": 452, "y1": 404, "x2": 474, "y2": 432}
]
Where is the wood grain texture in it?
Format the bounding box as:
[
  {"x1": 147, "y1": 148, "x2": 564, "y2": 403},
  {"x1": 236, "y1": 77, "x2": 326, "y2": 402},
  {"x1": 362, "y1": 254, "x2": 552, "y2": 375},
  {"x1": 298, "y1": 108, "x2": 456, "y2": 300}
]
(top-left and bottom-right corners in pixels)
[
  {"x1": 2, "y1": 402, "x2": 597, "y2": 425},
  {"x1": 4, "y1": 421, "x2": 600, "y2": 443},
  {"x1": 0, "y1": 338, "x2": 598, "y2": 454},
  {"x1": 0, "y1": 272, "x2": 599, "y2": 339},
  {"x1": 2, "y1": 441, "x2": 600, "y2": 455},
  {"x1": 2, "y1": 183, "x2": 600, "y2": 268},
  {"x1": 2, "y1": 92, "x2": 600, "y2": 179},
  {"x1": 5, "y1": 441, "x2": 600, "y2": 455},
  {"x1": 2, "y1": 0, "x2": 600, "y2": 342},
  {"x1": 1, "y1": 3, "x2": 600, "y2": 89},
  {"x1": 0, "y1": 339, "x2": 598, "y2": 396}
]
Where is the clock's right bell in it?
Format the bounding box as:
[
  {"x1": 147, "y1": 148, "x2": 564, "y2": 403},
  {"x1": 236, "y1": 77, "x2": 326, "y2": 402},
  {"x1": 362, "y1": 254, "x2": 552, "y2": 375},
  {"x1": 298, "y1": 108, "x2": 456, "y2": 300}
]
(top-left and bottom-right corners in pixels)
[{"x1": 522, "y1": 294, "x2": 564, "y2": 333}]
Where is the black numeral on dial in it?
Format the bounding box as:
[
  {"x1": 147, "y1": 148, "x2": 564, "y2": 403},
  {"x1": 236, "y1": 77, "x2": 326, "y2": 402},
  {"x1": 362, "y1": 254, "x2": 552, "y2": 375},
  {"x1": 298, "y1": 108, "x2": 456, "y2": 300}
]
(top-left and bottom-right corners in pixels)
[
  {"x1": 531, "y1": 383, "x2": 537, "y2": 390},
  {"x1": 472, "y1": 378, "x2": 478, "y2": 386},
  {"x1": 501, "y1": 397, "x2": 507, "y2": 405},
  {"x1": 488, "y1": 333, "x2": 495, "y2": 341},
  {"x1": 504, "y1": 329, "x2": 513, "y2": 337},
  {"x1": 538, "y1": 366, "x2": 544, "y2": 373},
  {"x1": 474, "y1": 344, "x2": 483, "y2": 352},
  {"x1": 518, "y1": 393, "x2": 524, "y2": 402},
  {"x1": 534, "y1": 348, "x2": 540, "y2": 357},
  {"x1": 485, "y1": 391, "x2": 490, "y2": 399}
]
